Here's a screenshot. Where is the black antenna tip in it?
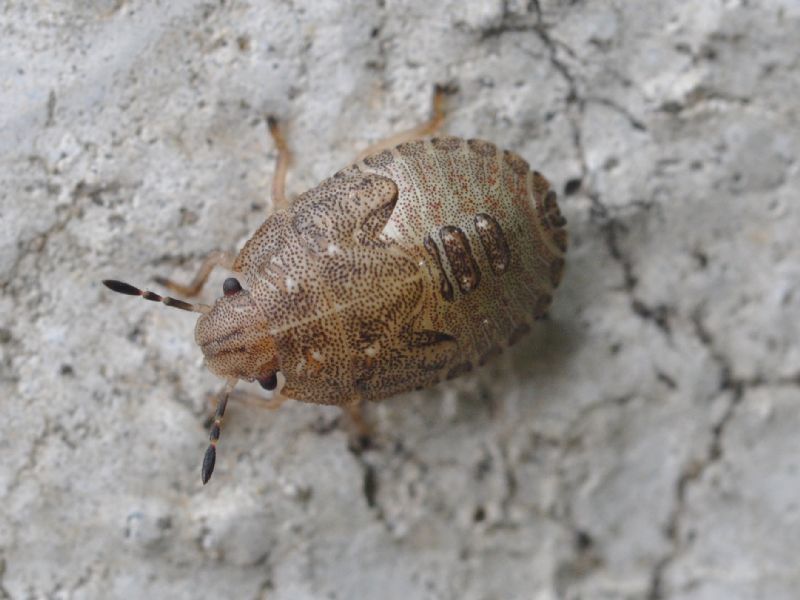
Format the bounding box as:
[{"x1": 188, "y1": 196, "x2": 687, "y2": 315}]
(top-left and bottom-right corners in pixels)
[
  {"x1": 201, "y1": 445, "x2": 216, "y2": 485},
  {"x1": 103, "y1": 279, "x2": 141, "y2": 296}
]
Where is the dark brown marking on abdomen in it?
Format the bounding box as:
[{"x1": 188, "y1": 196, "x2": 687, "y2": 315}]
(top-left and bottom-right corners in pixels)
[
  {"x1": 544, "y1": 190, "x2": 566, "y2": 228},
  {"x1": 439, "y1": 225, "x2": 481, "y2": 294},
  {"x1": 478, "y1": 344, "x2": 502, "y2": 366},
  {"x1": 408, "y1": 329, "x2": 457, "y2": 347},
  {"x1": 474, "y1": 213, "x2": 511, "y2": 275},
  {"x1": 424, "y1": 235, "x2": 455, "y2": 302},
  {"x1": 549, "y1": 258, "x2": 565, "y2": 287},
  {"x1": 467, "y1": 138, "x2": 497, "y2": 157},
  {"x1": 446, "y1": 361, "x2": 472, "y2": 380},
  {"x1": 551, "y1": 229, "x2": 568, "y2": 253},
  {"x1": 533, "y1": 293, "x2": 553, "y2": 319},
  {"x1": 507, "y1": 322, "x2": 531, "y2": 346}
]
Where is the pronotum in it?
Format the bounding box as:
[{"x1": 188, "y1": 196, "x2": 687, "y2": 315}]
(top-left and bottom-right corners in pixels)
[{"x1": 103, "y1": 86, "x2": 567, "y2": 484}]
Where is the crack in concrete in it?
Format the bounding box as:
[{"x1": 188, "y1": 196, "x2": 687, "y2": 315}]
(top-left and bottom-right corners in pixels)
[
  {"x1": 646, "y1": 309, "x2": 800, "y2": 599},
  {"x1": 0, "y1": 557, "x2": 11, "y2": 600},
  {"x1": 66, "y1": 564, "x2": 94, "y2": 598},
  {"x1": 646, "y1": 311, "x2": 738, "y2": 599},
  {"x1": 254, "y1": 574, "x2": 275, "y2": 600},
  {"x1": 248, "y1": 551, "x2": 275, "y2": 600},
  {"x1": 598, "y1": 205, "x2": 672, "y2": 335},
  {"x1": 497, "y1": 441, "x2": 519, "y2": 520},
  {"x1": 533, "y1": 418, "x2": 612, "y2": 595},
  {"x1": 364, "y1": 0, "x2": 390, "y2": 75},
  {"x1": 348, "y1": 431, "x2": 531, "y2": 538},
  {"x1": 518, "y1": 11, "x2": 671, "y2": 339},
  {"x1": 490, "y1": 5, "x2": 666, "y2": 342},
  {"x1": 347, "y1": 440, "x2": 391, "y2": 530},
  {"x1": 584, "y1": 96, "x2": 647, "y2": 131},
  {"x1": 530, "y1": 20, "x2": 586, "y2": 178},
  {"x1": 479, "y1": 7, "x2": 539, "y2": 41}
]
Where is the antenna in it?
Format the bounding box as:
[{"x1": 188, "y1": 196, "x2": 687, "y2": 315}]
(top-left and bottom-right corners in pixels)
[
  {"x1": 202, "y1": 379, "x2": 237, "y2": 484},
  {"x1": 102, "y1": 280, "x2": 211, "y2": 314},
  {"x1": 103, "y1": 278, "x2": 234, "y2": 484}
]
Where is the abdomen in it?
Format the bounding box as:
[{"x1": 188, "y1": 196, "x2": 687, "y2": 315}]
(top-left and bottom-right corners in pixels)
[{"x1": 356, "y1": 136, "x2": 567, "y2": 375}]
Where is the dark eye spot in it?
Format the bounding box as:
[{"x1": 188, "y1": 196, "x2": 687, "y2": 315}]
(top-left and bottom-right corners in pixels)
[
  {"x1": 258, "y1": 372, "x2": 277, "y2": 390},
  {"x1": 223, "y1": 277, "x2": 242, "y2": 296}
]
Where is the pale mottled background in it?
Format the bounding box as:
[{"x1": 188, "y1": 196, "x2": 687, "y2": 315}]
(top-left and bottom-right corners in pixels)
[{"x1": 1, "y1": 1, "x2": 799, "y2": 599}]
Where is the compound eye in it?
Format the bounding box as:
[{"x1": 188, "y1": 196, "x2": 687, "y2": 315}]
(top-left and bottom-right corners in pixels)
[
  {"x1": 258, "y1": 372, "x2": 278, "y2": 391},
  {"x1": 223, "y1": 277, "x2": 242, "y2": 296}
]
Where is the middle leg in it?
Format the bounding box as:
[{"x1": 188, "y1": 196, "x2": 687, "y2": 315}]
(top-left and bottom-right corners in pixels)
[{"x1": 355, "y1": 83, "x2": 454, "y2": 161}]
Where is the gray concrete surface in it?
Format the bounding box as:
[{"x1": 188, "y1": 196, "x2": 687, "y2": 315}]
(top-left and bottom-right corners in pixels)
[{"x1": 1, "y1": 1, "x2": 799, "y2": 598}]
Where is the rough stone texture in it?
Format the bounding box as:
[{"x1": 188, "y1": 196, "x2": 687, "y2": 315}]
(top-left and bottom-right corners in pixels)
[{"x1": 1, "y1": 1, "x2": 798, "y2": 599}]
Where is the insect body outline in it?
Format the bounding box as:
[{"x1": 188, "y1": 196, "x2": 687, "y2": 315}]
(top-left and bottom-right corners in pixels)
[{"x1": 103, "y1": 86, "x2": 567, "y2": 483}]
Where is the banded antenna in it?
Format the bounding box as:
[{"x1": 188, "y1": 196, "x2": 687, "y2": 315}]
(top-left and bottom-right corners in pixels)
[
  {"x1": 201, "y1": 379, "x2": 237, "y2": 485},
  {"x1": 102, "y1": 279, "x2": 237, "y2": 485},
  {"x1": 102, "y1": 280, "x2": 211, "y2": 314}
]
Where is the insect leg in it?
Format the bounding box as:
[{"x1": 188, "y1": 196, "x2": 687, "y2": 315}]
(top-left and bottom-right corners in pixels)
[
  {"x1": 266, "y1": 115, "x2": 291, "y2": 213},
  {"x1": 355, "y1": 83, "x2": 455, "y2": 161},
  {"x1": 219, "y1": 388, "x2": 288, "y2": 411},
  {"x1": 343, "y1": 400, "x2": 374, "y2": 451},
  {"x1": 153, "y1": 250, "x2": 235, "y2": 298}
]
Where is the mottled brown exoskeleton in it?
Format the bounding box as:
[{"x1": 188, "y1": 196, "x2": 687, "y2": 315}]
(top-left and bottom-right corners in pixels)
[{"x1": 103, "y1": 86, "x2": 567, "y2": 484}]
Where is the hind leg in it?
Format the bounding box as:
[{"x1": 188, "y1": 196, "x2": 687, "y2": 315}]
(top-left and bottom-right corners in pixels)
[
  {"x1": 355, "y1": 84, "x2": 454, "y2": 161},
  {"x1": 343, "y1": 400, "x2": 375, "y2": 451}
]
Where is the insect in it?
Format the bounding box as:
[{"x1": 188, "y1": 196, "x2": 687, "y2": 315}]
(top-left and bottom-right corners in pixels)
[{"x1": 103, "y1": 86, "x2": 567, "y2": 484}]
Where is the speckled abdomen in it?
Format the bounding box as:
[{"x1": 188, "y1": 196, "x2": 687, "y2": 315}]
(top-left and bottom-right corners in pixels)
[{"x1": 355, "y1": 136, "x2": 567, "y2": 381}]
